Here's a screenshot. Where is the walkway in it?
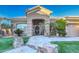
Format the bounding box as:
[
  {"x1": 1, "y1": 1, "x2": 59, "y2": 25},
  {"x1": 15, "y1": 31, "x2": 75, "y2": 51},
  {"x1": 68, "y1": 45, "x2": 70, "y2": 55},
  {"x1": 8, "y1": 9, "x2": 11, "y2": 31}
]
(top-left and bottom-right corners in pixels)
[
  {"x1": 4, "y1": 46, "x2": 37, "y2": 53},
  {"x1": 27, "y1": 36, "x2": 79, "y2": 46},
  {"x1": 50, "y1": 37, "x2": 79, "y2": 41},
  {"x1": 4, "y1": 36, "x2": 79, "y2": 53}
]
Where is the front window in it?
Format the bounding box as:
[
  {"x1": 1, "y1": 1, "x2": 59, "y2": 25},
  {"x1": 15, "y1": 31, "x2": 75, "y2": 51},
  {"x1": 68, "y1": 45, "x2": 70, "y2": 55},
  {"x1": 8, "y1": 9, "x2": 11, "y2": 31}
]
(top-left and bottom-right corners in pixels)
[{"x1": 16, "y1": 24, "x2": 27, "y2": 30}]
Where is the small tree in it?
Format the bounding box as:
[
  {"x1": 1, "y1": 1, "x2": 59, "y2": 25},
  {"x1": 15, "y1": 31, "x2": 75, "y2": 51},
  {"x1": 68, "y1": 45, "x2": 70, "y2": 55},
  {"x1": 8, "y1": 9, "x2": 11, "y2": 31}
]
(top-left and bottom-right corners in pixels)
[
  {"x1": 55, "y1": 18, "x2": 67, "y2": 37},
  {"x1": 14, "y1": 29, "x2": 23, "y2": 36}
]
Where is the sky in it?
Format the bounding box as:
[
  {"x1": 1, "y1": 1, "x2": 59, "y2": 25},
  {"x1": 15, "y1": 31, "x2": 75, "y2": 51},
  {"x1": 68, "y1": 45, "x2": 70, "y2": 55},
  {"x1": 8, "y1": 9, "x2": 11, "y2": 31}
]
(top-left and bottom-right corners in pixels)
[{"x1": 0, "y1": 5, "x2": 79, "y2": 18}]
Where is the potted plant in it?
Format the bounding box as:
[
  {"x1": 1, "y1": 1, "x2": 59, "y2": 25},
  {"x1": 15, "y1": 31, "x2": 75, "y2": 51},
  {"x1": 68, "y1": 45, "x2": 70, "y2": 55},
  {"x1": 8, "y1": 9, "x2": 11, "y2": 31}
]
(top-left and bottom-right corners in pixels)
[{"x1": 14, "y1": 29, "x2": 23, "y2": 36}]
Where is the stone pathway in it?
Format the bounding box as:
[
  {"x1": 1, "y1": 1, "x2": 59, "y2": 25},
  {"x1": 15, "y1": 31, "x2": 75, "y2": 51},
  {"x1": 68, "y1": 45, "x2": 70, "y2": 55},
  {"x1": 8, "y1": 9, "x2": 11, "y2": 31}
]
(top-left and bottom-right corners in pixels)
[
  {"x1": 4, "y1": 36, "x2": 79, "y2": 53},
  {"x1": 27, "y1": 36, "x2": 52, "y2": 47},
  {"x1": 50, "y1": 37, "x2": 79, "y2": 41},
  {"x1": 4, "y1": 46, "x2": 37, "y2": 53},
  {"x1": 27, "y1": 36, "x2": 79, "y2": 47}
]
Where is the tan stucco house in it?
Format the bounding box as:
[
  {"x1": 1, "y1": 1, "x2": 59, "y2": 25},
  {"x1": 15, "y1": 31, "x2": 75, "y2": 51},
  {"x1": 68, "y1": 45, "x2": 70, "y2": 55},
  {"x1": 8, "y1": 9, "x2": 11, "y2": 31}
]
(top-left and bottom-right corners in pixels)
[{"x1": 1, "y1": 6, "x2": 79, "y2": 37}]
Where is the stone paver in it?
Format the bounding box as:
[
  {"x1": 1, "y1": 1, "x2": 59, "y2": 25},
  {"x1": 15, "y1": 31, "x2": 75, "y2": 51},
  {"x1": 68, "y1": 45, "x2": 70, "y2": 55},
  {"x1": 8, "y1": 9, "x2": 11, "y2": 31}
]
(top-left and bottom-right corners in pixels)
[
  {"x1": 50, "y1": 37, "x2": 79, "y2": 41},
  {"x1": 4, "y1": 46, "x2": 37, "y2": 53}
]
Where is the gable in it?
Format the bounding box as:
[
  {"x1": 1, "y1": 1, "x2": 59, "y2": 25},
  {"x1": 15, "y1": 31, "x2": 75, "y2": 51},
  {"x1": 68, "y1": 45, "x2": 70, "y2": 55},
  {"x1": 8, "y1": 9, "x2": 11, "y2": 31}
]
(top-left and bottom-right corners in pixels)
[{"x1": 26, "y1": 6, "x2": 52, "y2": 15}]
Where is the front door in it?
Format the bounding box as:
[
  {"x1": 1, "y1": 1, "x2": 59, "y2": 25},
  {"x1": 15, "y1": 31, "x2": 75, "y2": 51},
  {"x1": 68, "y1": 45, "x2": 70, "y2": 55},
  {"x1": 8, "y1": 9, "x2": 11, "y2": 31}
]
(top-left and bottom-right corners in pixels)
[{"x1": 32, "y1": 19, "x2": 45, "y2": 35}]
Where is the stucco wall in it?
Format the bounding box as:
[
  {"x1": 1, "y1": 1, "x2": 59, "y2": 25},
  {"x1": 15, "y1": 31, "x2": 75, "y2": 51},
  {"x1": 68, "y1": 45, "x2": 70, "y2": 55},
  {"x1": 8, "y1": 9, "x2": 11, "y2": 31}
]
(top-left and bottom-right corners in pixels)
[{"x1": 66, "y1": 24, "x2": 79, "y2": 37}]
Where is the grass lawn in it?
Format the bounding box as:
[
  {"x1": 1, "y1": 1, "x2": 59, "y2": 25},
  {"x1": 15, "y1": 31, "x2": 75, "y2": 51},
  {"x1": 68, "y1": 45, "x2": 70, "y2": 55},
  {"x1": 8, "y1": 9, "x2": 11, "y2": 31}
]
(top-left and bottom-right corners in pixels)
[
  {"x1": 0, "y1": 37, "x2": 14, "y2": 52},
  {"x1": 51, "y1": 41, "x2": 79, "y2": 53},
  {"x1": 0, "y1": 36, "x2": 29, "y2": 53}
]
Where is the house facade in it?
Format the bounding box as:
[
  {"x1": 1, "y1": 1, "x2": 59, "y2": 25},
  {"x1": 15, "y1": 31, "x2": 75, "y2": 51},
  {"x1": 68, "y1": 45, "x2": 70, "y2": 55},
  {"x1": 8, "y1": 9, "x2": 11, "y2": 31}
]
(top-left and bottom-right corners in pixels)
[
  {"x1": 11, "y1": 6, "x2": 79, "y2": 37},
  {"x1": 0, "y1": 6, "x2": 79, "y2": 37}
]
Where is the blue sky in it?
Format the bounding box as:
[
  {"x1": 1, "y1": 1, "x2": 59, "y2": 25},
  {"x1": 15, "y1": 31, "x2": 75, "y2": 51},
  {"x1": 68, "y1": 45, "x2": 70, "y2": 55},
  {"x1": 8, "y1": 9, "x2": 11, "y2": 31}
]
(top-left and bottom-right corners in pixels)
[{"x1": 0, "y1": 5, "x2": 79, "y2": 18}]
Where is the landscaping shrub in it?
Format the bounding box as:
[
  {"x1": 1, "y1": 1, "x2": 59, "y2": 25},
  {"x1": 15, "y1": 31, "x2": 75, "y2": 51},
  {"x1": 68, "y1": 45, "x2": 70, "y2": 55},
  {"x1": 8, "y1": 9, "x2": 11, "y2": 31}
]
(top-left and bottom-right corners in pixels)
[
  {"x1": 22, "y1": 36, "x2": 29, "y2": 44},
  {"x1": 50, "y1": 18, "x2": 67, "y2": 37}
]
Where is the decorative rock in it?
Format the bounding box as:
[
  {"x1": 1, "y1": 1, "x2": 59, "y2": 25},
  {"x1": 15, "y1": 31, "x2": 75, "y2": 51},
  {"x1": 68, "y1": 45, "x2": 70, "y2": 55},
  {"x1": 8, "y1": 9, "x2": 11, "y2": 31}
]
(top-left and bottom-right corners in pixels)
[
  {"x1": 43, "y1": 44, "x2": 58, "y2": 53},
  {"x1": 38, "y1": 44, "x2": 58, "y2": 53},
  {"x1": 26, "y1": 36, "x2": 58, "y2": 53}
]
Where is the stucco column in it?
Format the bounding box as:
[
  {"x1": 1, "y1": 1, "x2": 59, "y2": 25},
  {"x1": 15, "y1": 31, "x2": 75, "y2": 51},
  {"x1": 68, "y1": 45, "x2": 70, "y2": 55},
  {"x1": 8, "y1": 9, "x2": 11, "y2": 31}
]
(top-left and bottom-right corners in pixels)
[
  {"x1": 12, "y1": 23, "x2": 17, "y2": 35},
  {"x1": 44, "y1": 19, "x2": 50, "y2": 36},
  {"x1": 12, "y1": 23, "x2": 17, "y2": 29},
  {"x1": 27, "y1": 19, "x2": 32, "y2": 36}
]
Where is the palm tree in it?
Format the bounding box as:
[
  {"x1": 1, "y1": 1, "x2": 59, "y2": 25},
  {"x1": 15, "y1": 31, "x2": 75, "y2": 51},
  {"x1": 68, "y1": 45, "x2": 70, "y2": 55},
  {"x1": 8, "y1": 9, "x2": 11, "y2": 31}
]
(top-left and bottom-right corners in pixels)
[{"x1": 1, "y1": 18, "x2": 12, "y2": 35}]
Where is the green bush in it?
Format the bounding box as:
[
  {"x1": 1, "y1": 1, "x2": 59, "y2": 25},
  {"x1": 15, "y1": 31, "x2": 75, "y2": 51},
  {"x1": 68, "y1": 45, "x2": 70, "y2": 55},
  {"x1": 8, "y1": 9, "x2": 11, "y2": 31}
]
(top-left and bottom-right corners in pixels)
[
  {"x1": 50, "y1": 18, "x2": 67, "y2": 37},
  {"x1": 22, "y1": 36, "x2": 29, "y2": 44}
]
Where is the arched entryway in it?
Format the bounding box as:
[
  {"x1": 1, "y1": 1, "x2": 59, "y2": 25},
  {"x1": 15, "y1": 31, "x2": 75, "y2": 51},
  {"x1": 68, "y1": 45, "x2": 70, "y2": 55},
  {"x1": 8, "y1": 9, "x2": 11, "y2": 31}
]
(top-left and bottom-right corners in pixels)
[{"x1": 32, "y1": 19, "x2": 45, "y2": 35}]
